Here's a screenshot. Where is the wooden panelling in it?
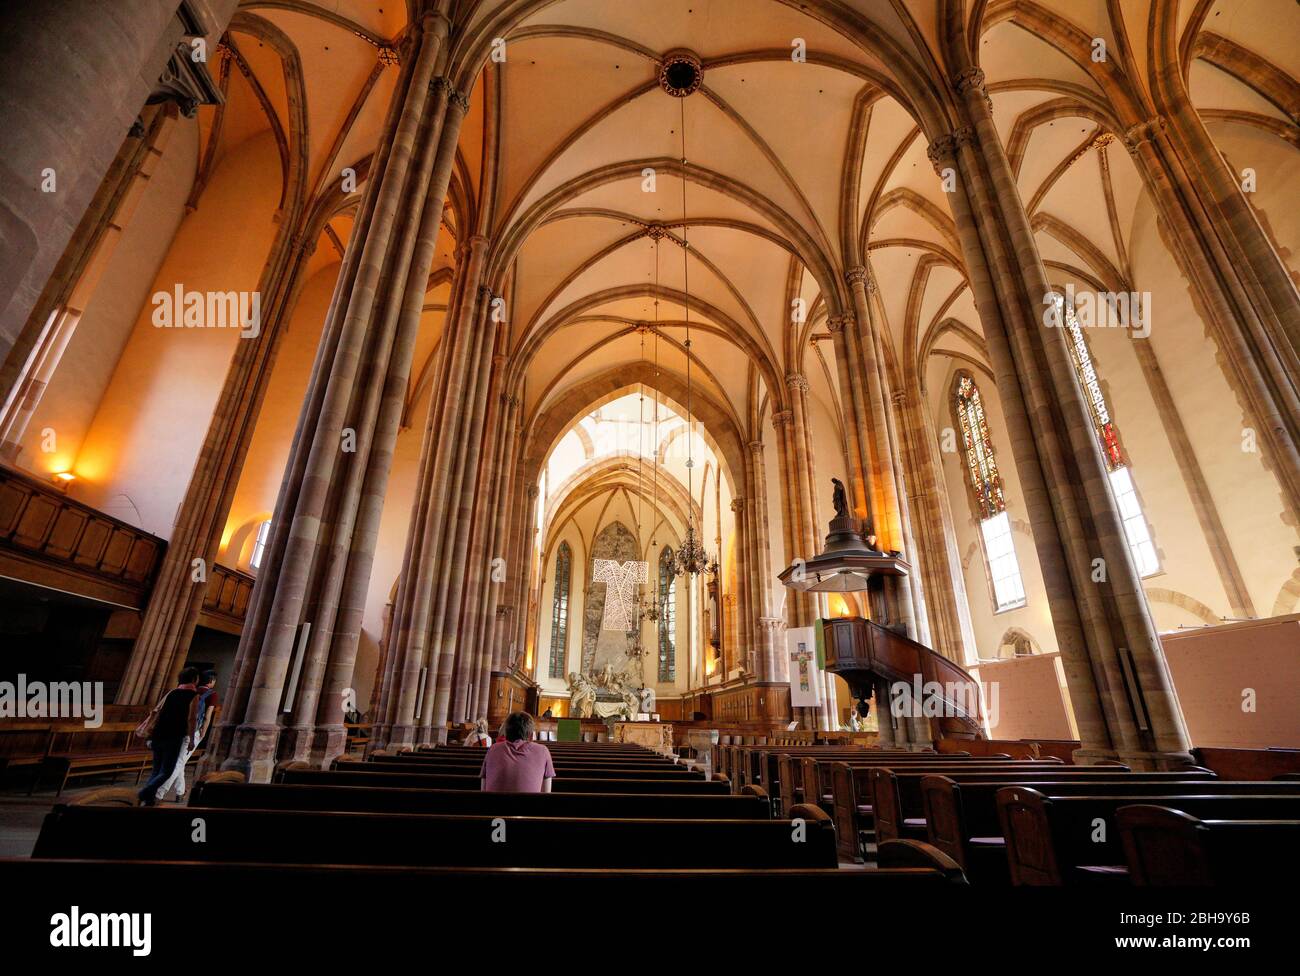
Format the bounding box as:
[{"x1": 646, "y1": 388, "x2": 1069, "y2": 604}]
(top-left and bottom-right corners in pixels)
[
  {"x1": 198, "y1": 563, "x2": 256, "y2": 635},
  {"x1": 0, "y1": 465, "x2": 163, "y2": 608}
]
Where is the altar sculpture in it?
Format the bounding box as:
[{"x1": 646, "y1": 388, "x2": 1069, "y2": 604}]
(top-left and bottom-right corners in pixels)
[{"x1": 566, "y1": 664, "x2": 644, "y2": 720}]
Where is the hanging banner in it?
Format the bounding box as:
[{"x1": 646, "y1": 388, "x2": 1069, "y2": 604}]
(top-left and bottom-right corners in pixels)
[{"x1": 787, "y1": 626, "x2": 823, "y2": 707}]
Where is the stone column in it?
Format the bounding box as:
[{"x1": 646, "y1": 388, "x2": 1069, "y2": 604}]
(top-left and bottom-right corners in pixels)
[
  {"x1": 747, "y1": 439, "x2": 779, "y2": 681},
  {"x1": 0, "y1": 0, "x2": 234, "y2": 384},
  {"x1": 729, "y1": 495, "x2": 750, "y2": 676},
  {"x1": 844, "y1": 271, "x2": 922, "y2": 638},
  {"x1": 938, "y1": 65, "x2": 1191, "y2": 768},
  {"x1": 893, "y1": 388, "x2": 977, "y2": 662},
  {"x1": 1119, "y1": 117, "x2": 1300, "y2": 516},
  {"x1": 0, "y1": 105, "x2": 181, "y2": 461},
  {"x1": 212, "y1": 18, "x2": 468, "y2": 779}
]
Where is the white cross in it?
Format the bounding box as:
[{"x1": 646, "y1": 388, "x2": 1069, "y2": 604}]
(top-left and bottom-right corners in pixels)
[{"x1": 592, "y1": 558, "x2": 647, "y2": 631}]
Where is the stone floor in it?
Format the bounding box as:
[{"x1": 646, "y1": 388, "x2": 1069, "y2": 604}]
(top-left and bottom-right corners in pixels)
[{"x1": 0, "y1": 781, "x2": 189, "y2": 858}]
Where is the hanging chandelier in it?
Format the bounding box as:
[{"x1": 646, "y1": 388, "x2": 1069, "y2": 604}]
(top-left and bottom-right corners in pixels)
[
  {"x1": 674, "y1": 522, "x2": 712, "y2": 577},
  {"x1": 669, "y1": 86, "x2": 714, "y2": 579}
]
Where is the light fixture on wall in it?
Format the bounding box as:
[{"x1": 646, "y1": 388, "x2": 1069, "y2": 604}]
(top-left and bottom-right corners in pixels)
[{"x1": 50, "y1": 470, "x2": 76, "y2": 491}]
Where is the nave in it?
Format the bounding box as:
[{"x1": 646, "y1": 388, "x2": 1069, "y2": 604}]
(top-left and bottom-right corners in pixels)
[{"x1": 1, "y1": 0, "x2": 1299, "y2": 957}]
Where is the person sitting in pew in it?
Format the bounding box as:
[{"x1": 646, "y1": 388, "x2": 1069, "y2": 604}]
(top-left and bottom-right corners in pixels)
[
  {"x1": 480, "y1": 713, "x2": 555, "y2": 793},
  {"x1": 465, "y1": 719, "x2": 492, "y2": 749}
]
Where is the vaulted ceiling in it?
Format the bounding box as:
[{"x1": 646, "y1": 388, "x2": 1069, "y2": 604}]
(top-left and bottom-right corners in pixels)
[{"x1": 204, "y1": 0, "x2": 1299, "y2": 489}]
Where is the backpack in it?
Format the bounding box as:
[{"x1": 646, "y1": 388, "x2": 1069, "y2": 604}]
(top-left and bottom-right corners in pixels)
[{"x1": 194, "y1": 687, "x2": 215, "y2": 736}]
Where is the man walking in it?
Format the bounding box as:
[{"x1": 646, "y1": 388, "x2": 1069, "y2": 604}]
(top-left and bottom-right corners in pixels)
[{"x1": 138, "y1": 667, "x2": 200, "y2": 806}]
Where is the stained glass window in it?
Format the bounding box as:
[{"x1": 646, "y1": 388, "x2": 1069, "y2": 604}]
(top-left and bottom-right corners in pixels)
[
  {"x1": 658, "y1": 546, "x2": 676, "y2": 682},
  {"x1": 953, "y1": 372, "x2": 1026, "y2": 611},
  {"x1": 954, "y1": 372, "x2": 1006, "y2": 521},
  {"x1": 1053, "y1": 293, "x2": 1124, "y2": 470},
  {"x1": 548, "y1": 542, "x2": 571, "y2": 679},
  {"x1": 1052, "y1": 293, "x2": 1159, "y2": 576}
]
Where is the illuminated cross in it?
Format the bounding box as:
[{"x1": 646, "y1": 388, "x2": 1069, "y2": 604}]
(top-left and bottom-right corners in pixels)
[{"x1": 592, "y1": 558, "x2": 647, "y2": 632}]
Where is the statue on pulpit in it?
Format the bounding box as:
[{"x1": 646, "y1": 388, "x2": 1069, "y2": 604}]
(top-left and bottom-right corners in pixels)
[{"x1": 831, "y1": 477, "x2": 849, "y2": 520}]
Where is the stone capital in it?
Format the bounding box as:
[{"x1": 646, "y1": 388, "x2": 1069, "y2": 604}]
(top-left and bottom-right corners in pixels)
[
  {"x1": 747, "y1": 439, "x2": 765, "y2": 454},
  {"x1": 845, "y1": 266, "x2": 870, "y2": 287},
  {"x1": 525, "y1": 484, "x2": 540, "y2": 500},
  {"x1": 771, "y1": 409, "x2": 794, "y2": 430},
  {"x1": 826, "y1": 313, "x2": 847, "y2": 334},
  {"x1": 926, "y1": 126, "x2": 976, "y2": 173},
  {"x1": 784, "y1": 373, "x2": 809, "y2": 393},
  {"x1": 952, "y1": 67, "x2": 987, "y2": 96},
  {"x1": 152, "y1": 40, "x2": 223, "y2": 118},
  {"x1": 1122, "y1": 117, "x2": 1166, "y2": 154},
  {"x1": 730, "y1": 497, "x2": 745, "y2": 513}
]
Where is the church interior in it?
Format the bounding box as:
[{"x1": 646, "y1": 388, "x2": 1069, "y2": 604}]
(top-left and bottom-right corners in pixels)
[{"x1": 1, "y1": 0, "x2": 1298, "y2": 944}]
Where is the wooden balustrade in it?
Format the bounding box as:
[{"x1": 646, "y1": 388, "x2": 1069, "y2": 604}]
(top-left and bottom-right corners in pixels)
[
  {"x1": 198, "y1": 562, "x2": 255, "y2": 634},
  {"x1": 0, "y1": 465, "x2": 163, "y2": 607}
]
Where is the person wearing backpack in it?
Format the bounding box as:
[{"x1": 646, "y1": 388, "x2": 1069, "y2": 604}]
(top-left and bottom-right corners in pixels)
[
  {"x1": 155, "y1": 669, "x2": 219, "y2": 802},
  {"x1": 137, "y1": 667, "x2": 201, "y2": 806}
]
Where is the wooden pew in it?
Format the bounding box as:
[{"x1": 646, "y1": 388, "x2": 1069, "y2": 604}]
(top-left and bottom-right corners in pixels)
[
  {"x1": 374, "y1": 753, "x2": 690, "y2": 772},
  {"x1": 1192, "y1": 746, "x2": 1300, "y2": 781},
  {"x1": 281, "y1": 769, "x2": 733, "y2": 794},
  {"x1": 190, "y1": 781, "x2": 772, "y2": 819},
  {"x1": 921, "y1": 776, "x2": 1287, "y2": 883},
  {"x1": 852, "y1": 766, "x2": 1217, "y2": 863},
  {"x1": 794, "y1": 753, "x2": 1056, "y2": 816},
  {"x1": 1117, "y1": 805, "x2": 1300, "y2": 885},
  {"x1": 348, "y1": 759, "x2": 702, "y2": 780},
  {"x1": 996, "y1": 788, "x2": 1300, "y2": 884},
  {"x1": 735, "y1": 745, "x2": 932, "y2": 793},
  {"x1": 0, "y1": 856, "x2": 967, "y2": 896},
  {"x1": 34, "y1": 803, "x2": 839, "y2": 870}
]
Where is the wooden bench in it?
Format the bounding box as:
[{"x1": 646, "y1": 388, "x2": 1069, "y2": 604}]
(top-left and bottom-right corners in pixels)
[
  {"x1": 921, "y1": 776, "x2": 1287, "y2": 883},
  {"x1": 190, "y1": 781, "x2": 773, "y2": 819},
  {"x1": 32, "y1": 750, "x2": 157, "y2": 796},
  {"x1": 375, "y1": 753, "x2": 691, "y2": 771},
  {"x1": 348, "y1": 759, "x2": 703, "y2": 780},
  {"x1": 785, "y1": 755, "x2": 1054, "y2": 819},
  {"x1": 33, "y1": 803, "x2": 839, "y2": 870},
  {"x1": 281, "y1": 769, "x2": 734, "y2": 794},
  {"x1": 0, "y1": 855, "x2": 966, "y2": 896},
  {"x1": 731, "y1": 745, "x2": 932, "y2": 792},
  {"x1": 1193, "y1": 746, "x2": 1300, "y2": 781},
  {"x1": 996, "y1": 788, "x2": 1300, "y2": 884},
  {"x1": 1117, "y1": 805, "x2": 1300, "y2": 884},
  {"x1": 853, "y1": 766, "x2": 1217, "y2": 863}
]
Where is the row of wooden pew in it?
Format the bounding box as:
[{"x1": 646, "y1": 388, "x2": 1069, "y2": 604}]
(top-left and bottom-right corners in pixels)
[
  {"x1": 9, "y1": 740, "x2": 968, "y2": 889},
  {"x1": 715, "y1": 741, "x2": 1300, "y2": 883}
]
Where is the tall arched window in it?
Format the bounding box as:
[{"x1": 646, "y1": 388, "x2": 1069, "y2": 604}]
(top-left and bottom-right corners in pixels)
[
  {"x1": 658, "y1": 546, "x2": 676, "y2": 682},
  {"x1": 1052, "y1": 293, "x2": 1159, "y2": 577},
  {"x1": 548, "y1": 542, "x2": 571, "y2": 679},
  {"x1": 953, "y1": 372, "x2": 1026, "y2": 611},
  {"x1": 250, "y1": 519, "x2": 272, "y2": 571}
]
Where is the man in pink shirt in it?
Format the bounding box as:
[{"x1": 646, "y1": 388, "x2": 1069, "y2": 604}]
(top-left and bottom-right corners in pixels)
[{"x1": 479, "y1": 712, "x2": 556, "y2": 792}]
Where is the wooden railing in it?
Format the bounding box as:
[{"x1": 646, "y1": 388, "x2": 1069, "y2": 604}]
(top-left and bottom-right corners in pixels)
[
  {"x1": 199, "y1": 562, "x2": 255, "y2": 634},
  {"x1": 0, "y1": 464, "x2": 164, "y2": 607}
]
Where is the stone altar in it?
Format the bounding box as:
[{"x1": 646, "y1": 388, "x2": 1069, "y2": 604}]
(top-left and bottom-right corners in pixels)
[{"x1": 612, "y1": 721, "x2": 674, "y2": 756}]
